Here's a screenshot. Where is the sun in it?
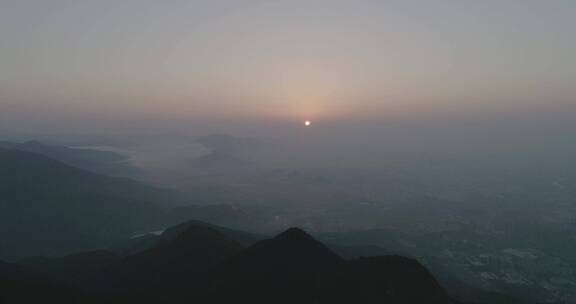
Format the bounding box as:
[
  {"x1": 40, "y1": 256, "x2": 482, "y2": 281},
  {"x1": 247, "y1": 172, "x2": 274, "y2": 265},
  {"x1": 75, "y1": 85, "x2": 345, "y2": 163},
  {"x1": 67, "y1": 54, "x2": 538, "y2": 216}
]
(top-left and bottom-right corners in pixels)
[{"x1": 304, "y1": 120, "x2": 311, "y2": 127}]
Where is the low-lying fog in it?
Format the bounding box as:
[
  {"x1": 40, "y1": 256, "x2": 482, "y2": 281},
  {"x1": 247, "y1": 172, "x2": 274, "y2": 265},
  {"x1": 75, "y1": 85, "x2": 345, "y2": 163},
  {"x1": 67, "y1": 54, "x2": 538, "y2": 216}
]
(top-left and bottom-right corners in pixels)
[{"x1": 4, "y1": 105, "x2": 576, "y2": 205}]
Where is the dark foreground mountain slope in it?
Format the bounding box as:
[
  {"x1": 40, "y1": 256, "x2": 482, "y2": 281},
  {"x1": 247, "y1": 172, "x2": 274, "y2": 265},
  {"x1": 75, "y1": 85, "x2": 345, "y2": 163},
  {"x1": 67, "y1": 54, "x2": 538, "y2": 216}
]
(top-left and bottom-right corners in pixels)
[
  {"x1": 319, "y1": 255, "x2": 450, "y2": 304},
  {"x1": 4, "y1": 220, "x2": 533, "y2": 304},
  {"x1": 0, "y1": 148, "x2": 183, "y2": 259},
  {"x1": 17, "y1": 250, "x2": 119, "y2": 283},
  {"x1": 97, "y1": 225, "x2": 243, "y2": 298},
  {"x1": 214, "y1": 227, "x2": 343, "y2": 303},
  {"x1": 9, "y1": 225, "x2": 246, "y2": 303},
  {"x1": 8, "y1": 222, "x2": 454, "y2": 303},
  {"x1": 0, "y1": 260, "x2": 79, "y2": 303},
  {"x1": 215, "y1": 228, "x2": 452, "y2": 304},
  {"x1": 82, "y1": 225, "x2": 452, "y2": 303}
]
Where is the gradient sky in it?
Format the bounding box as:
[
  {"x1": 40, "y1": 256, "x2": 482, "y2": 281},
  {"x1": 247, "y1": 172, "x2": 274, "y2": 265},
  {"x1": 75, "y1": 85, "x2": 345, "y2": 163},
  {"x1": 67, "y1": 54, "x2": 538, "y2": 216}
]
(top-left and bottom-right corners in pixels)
[{"x1": 0, "y1": 0, "x2": 575, "y2": 133}]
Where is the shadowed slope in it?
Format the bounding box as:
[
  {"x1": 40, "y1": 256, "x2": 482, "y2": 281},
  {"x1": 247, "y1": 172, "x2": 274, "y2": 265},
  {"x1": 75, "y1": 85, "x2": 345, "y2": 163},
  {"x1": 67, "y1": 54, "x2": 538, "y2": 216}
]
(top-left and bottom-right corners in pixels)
[
  {"x1": 0, "y1": 147, "x2": 181, "y2": 259},
  {"x1": 88, "y1": 225, "x2": 244, "y2": 302},
  {"x1": 0, "y1": 260, "x2": 79, "y2": 303}
]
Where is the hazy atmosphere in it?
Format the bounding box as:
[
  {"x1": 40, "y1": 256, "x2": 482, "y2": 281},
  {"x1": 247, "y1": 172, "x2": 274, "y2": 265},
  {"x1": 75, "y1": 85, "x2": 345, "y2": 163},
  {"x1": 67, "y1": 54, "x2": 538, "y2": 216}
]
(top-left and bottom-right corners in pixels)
[{"x1": 1, "y1": 1, "x2": 575, "y2": 304}]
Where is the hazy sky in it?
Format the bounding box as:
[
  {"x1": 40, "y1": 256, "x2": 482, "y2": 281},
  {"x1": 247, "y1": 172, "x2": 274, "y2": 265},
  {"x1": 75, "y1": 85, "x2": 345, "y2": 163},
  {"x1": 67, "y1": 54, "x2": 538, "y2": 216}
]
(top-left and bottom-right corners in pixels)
[{"x1": 0, "y1": 0, "x2": 575, "y2": 133}]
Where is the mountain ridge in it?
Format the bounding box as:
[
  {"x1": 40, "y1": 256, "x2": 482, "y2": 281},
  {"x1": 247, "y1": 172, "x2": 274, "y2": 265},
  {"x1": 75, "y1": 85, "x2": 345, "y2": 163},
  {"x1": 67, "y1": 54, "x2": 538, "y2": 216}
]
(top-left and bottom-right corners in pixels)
[
  {"x1": 3, "y1": 220, "x2": 535, "y2": 304},
  {"x1": 0, "y1": 147, "x2": 184, "y2": 259}
]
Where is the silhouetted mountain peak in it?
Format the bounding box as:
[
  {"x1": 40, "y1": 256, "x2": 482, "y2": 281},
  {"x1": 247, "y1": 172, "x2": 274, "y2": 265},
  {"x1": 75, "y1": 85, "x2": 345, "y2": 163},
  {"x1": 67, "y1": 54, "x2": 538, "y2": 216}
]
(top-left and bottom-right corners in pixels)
[
  {"x1": 265, "y1": 228, "x2": 342, "y2": 264},
  {"x1": 157, "y1": 219, "x2": 265, "y2": 248},
  {"x1": 275, "y1": 227, "x2": 313, "y2": 241},
  {"x1": 224, "y1": 227, "x2": 342, "y2": 276},
  {"x1": 251, "y1": 228, "x2": 341, "y2": 261},
  {"x1": 126, "y1": 225, "x2": 244, "y2": 264}
]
